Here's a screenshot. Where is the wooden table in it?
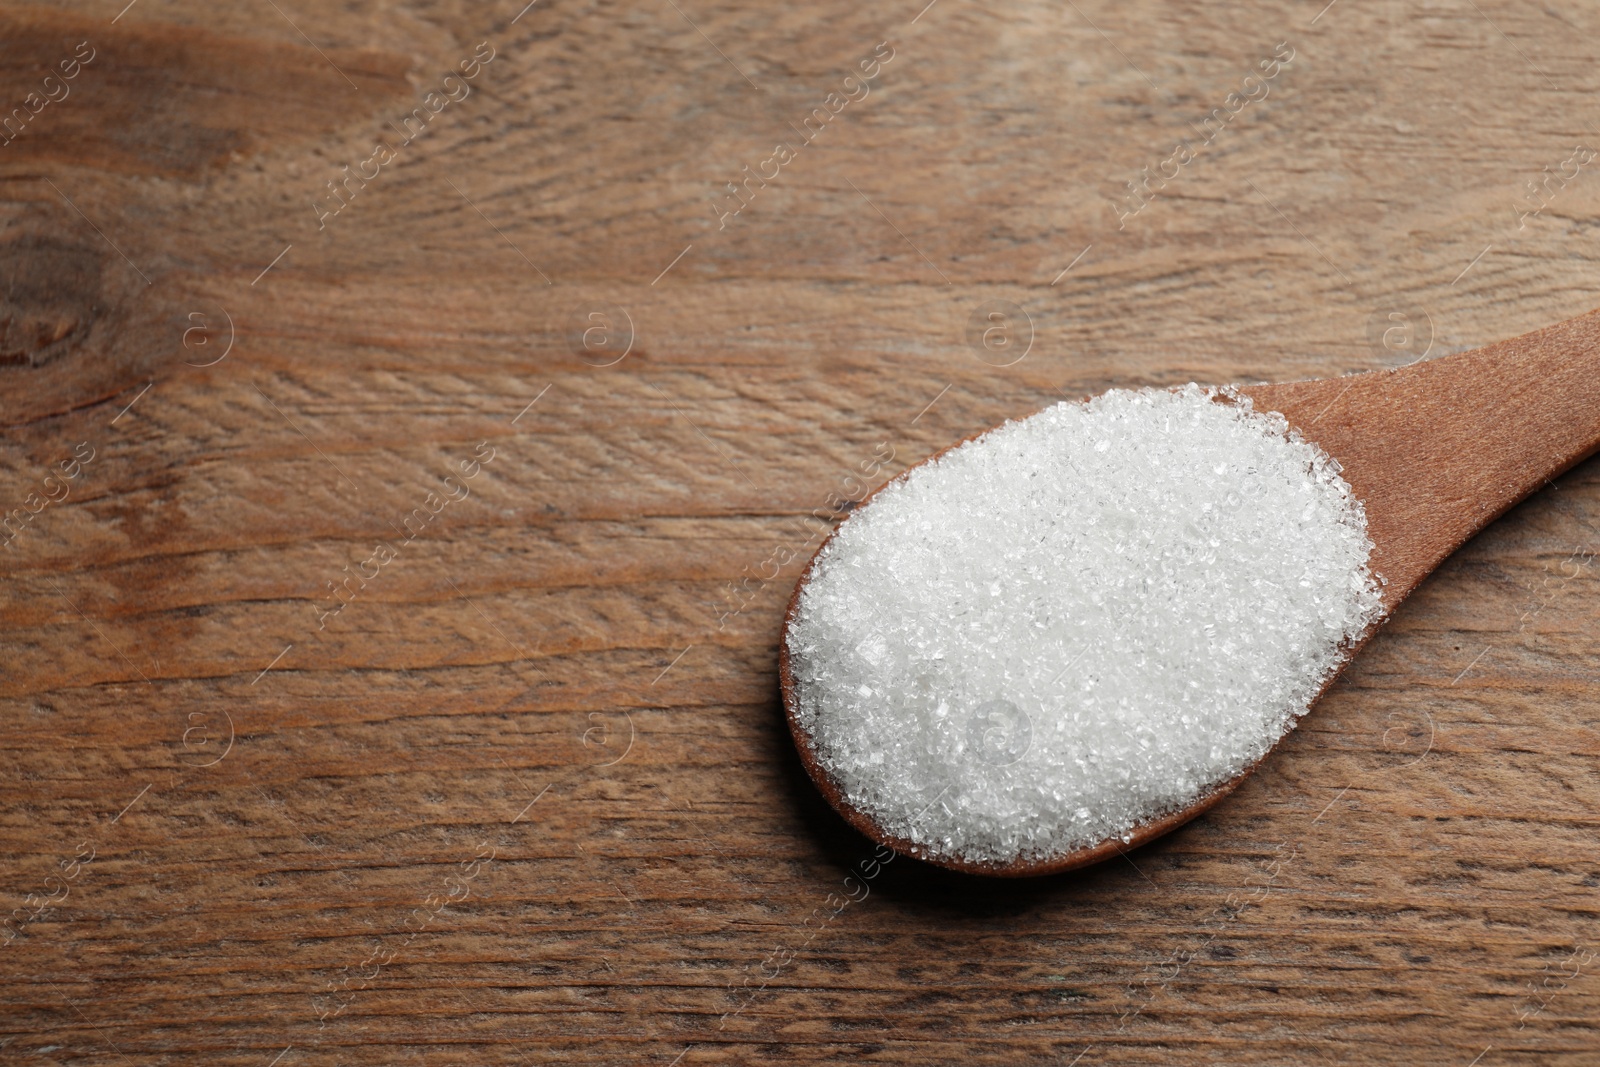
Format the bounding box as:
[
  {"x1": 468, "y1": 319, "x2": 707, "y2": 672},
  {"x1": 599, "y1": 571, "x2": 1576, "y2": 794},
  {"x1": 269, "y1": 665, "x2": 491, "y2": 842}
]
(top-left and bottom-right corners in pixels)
[{"x1": 4, "y1": 0, "x2": 1600, "y2": 1062}]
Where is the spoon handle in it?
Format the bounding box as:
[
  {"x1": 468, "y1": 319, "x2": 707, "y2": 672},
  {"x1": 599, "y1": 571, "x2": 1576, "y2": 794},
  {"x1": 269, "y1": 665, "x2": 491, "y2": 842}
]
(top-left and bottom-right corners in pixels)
[{"x1": 1241, "y1": 307, "x2": 1600, "y2": 611}]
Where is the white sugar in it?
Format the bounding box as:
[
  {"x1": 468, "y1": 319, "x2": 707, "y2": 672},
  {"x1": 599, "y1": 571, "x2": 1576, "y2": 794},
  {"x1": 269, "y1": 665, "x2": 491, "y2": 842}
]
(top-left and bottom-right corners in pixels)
[{"x1": 786, "y1": 385, "x2": 1382, "y2": 868}]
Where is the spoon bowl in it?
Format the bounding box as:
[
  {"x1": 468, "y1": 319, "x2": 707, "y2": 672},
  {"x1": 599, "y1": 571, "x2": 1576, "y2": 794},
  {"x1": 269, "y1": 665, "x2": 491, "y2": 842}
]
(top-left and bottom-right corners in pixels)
[{"x1": 780, "y1": 307, "x2": 1600, "y2": 877}]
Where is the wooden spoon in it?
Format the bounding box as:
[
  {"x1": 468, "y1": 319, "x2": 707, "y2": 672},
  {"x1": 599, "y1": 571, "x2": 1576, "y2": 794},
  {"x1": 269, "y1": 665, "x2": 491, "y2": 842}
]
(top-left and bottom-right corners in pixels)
[{"x1": 779, "y1": 307, "x2": 1600, "y2": 877}]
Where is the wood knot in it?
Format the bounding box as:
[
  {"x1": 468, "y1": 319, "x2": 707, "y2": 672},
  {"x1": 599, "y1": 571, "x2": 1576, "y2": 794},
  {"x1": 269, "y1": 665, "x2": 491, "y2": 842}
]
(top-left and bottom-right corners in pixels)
[{"x1": 0, "y1": 232, "x2": 101, "y2": 367}]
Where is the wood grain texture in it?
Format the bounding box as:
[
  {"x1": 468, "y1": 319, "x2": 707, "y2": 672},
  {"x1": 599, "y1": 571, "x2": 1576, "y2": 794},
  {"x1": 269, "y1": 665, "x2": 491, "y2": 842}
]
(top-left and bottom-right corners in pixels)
[{"x1": 3, "y1": 0, "x2": 1600, "y2": 1063}]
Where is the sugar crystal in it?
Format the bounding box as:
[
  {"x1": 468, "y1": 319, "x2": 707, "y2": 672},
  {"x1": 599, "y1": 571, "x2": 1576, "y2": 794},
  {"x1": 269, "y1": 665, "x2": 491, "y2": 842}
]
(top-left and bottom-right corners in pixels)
[{"x1": 785, "y1": 386, "x2": 1382, "y2": 868}]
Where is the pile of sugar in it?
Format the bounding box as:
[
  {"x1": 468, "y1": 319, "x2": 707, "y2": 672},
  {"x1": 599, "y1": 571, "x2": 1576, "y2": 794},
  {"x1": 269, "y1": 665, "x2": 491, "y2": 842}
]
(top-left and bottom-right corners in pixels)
[{"x1": 786, "y1": 385, "x2": 1382, "y2": 867}]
